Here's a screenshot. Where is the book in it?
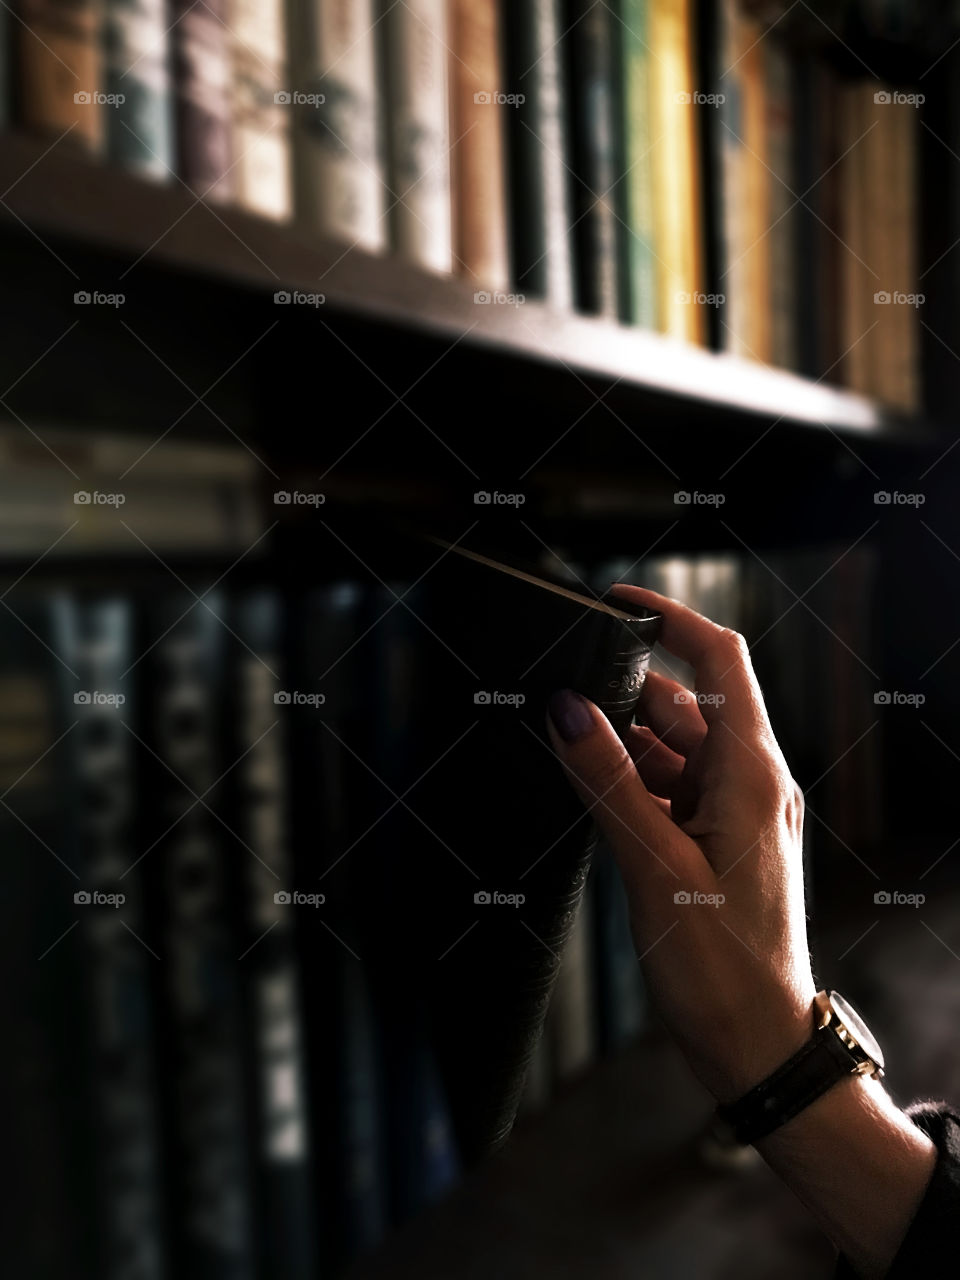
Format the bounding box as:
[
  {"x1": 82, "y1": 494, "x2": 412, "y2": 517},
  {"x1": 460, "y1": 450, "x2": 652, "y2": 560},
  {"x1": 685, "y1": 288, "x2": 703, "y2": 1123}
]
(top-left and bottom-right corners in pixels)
[
  {"x1": 503, "y1": 0, "x2": 574, "y2": 308},
  {"x1": 618, "y1": 0, "x2": 657, "y2": 327},
  {"x1": 230, "y1": 592, "x2": 317, "y2": 1280},
  {"x1": 104, "y1": 0, "x2": 174, "y2": 178},
  {"x1": 380, "y1": 0, "x2": 452, "y2": 274},
  {"x1": 449, "y1": 0, "x2": 510, "y2": 289},
  {"x1": 764, "y1": 38, "x2": 797, "y2": 370},
  {"x1": 0, "y1": 4, "x2": 9, "y2": 127},
  {"x1": 591, "y1": 840, "x2": 646, "y2": 1050},
  {"x1": 171, "y1": 0, "x2": 233, "y2": 201},
  {"x1": 142, "y1": 593, "x2": 256, "y2": 1278},
  {"x1": 17, "y1": 0, "x2": 104, "y2": 150},
  {"x1": 648, "y1": 0, "x2": 704, "y2": 343},
  {"x1": 388, "y1": 538, "x2": 661, "y2": 1159},
  {"x1": 228, "y1": 0, "x2": 292, "y2": 219},
  {"x1": 288, "y1": 0, "x2": 385, "y2": 251},
  {"x1": 563, "y1": 0, "x2": 620, "y2": 318},
  {"x1": 0, "y1": 594, "x2": 93, "y2": 1276},
  {"x1": 839, "y1": 82, "x2": 871, "y2": 394},
  {"x1": 545, "y1": 872, "x2": 596, "y2": 1081},
  {"x1": 718, "y1": 0, "x2": 770, "y2": 361},
  {"x1": 54, "y1": 596, "x2": 167, "y2": 1280}
]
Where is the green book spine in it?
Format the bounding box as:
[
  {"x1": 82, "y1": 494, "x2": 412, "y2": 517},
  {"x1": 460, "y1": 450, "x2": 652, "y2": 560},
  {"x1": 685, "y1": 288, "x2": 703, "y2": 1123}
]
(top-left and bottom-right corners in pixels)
[{"x1": 619, "y1": 0, "x2": 657, "y2": 328}]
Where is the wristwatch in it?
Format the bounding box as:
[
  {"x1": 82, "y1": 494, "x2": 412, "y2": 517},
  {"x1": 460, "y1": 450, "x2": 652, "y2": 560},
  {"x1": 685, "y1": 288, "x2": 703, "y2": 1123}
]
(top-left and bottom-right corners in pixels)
[{"x1": 715, "y1": 990, "x2": 885, "y2": 1147}]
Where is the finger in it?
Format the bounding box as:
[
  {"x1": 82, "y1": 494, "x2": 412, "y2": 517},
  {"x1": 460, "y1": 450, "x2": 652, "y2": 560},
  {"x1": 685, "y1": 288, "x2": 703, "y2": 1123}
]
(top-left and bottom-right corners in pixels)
[
  {"x1": 609, "y1": 584, "x2": 771, "y2": 739},
  {"x1": 634, "y1": 670, "x2": 708, "y2": 756},
  {"x1": 625, "y1": 724, "x2": 686, "y2": 797},
  {"x1": 545, "y1": 689, "x2": 705, "y2": 900}
]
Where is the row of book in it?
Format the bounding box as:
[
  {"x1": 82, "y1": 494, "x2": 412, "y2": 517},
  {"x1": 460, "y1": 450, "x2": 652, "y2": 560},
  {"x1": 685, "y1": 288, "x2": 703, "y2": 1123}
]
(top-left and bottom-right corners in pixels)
[
  {"x1": 0, "y1": 568, "x2": 666, "y2": 1280},
  {"x1": 0, "y1": 2, "x2": 923, "y2": 407}
]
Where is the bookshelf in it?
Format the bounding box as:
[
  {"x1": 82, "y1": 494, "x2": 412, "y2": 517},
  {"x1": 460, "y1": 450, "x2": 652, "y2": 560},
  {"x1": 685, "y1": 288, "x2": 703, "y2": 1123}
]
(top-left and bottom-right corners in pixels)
[
  {"x1": 2, "y1": 3, "x2": 958, "y2": 1278},
  {"x1": 0, "y1": 130, "x2": 936, "y2": 443}
]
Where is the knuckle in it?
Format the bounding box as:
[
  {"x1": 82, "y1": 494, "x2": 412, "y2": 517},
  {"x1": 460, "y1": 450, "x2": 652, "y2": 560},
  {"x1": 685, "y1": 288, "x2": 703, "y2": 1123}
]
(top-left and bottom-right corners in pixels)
[
  {"x1": 718, "y1": 628, "x2": 750, "y2": 659},
  {"x1": 583, "y1": 749, "x2": 636, "y2": 804}
]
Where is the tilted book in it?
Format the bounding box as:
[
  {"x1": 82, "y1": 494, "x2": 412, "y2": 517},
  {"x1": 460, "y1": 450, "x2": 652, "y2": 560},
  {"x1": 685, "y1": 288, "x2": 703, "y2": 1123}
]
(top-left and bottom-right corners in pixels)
[{"x1": 358, "y1": 539, "x2": 661, "y2": 1158}]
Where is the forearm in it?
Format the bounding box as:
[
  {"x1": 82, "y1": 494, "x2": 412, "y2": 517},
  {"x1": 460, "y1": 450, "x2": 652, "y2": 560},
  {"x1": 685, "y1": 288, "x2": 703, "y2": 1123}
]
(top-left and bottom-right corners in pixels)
[{"x1": 755, "y1": 1073, "x2": 937, "y2": 1278}]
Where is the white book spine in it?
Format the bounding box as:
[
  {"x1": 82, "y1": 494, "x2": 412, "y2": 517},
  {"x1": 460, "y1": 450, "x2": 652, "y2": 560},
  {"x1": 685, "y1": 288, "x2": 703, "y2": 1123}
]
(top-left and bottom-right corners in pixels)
[
  {"x1": 384, "y1": 0, "x2": 452, "y2": 273},
  {"x1": 290, "y1": 0, "x2": 386, "y2": 251},
  {"x1": 230, "y1": 0, "x2": 292, "y2": 220}
]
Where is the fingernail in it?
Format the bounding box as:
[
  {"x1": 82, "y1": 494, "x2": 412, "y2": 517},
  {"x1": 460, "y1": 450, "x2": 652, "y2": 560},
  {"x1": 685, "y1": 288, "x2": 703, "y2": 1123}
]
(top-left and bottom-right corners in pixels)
[{"x1": 547, "y1": 689, "x2": 595, "y2": 743}]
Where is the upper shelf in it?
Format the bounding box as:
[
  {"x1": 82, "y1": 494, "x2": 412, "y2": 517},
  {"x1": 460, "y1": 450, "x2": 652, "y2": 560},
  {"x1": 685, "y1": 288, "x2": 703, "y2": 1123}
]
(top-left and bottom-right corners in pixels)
[{"x1": 0, "y1": 129, "x2": 926, "y2": 442}]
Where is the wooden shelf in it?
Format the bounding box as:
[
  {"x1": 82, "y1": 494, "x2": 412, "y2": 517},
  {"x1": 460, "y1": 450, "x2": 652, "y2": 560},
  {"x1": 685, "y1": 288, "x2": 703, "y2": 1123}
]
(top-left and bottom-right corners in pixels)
[{"x1": 0, "y1": 130, "x2": 930, "y2": 444}]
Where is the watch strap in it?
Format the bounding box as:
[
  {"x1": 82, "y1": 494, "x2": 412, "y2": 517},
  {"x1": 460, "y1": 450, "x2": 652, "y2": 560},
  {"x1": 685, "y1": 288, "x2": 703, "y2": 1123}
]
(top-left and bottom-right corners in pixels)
[{"x1": 716, "y1": 1025, "x2": 860, "y2": 1146}]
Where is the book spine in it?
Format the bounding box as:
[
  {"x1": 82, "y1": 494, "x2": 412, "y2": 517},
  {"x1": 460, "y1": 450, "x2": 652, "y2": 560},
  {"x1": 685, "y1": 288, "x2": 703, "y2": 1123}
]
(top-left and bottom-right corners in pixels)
[
  {"x1": 546, "y1": 874, "x2": 595, "y2": 1081},
  {"x1": 144, "y1": 594, "x2": 255, "y2": 1279},
  {"x1": 171, "y1": 0, "x2": 233, "y2": 200},
  {"x1": 228, "y1": 0, "x2": 292, "y2": 220},
  {"x1": 592, "y1": 842, "x2": 645, "y2": 1049},
  {"x1": 764, "y1": 38, "x2": 796, "y2": 371},
  {"x1": 564, "y1": 0, "x2": 620, "y2": 318},
  {"x1": 104, "y1": 0, "x2": 173, "y2": 178},
  {"x1": 839, "y1": 83, "x2": 869, "y2": 393},
  {"x1": 17, "y1": 0, "x2": 104, "y2": 150},
  {"x1": 649, "y1": 0, "x2": 704, "y2": 343},
  {"x1": 504, "y1": 0, "x2": 574, "y2": 308},
  {"x1": 739, "y1": 15, "x2": 771, "y2": 363},
  {"x1": 0, "y1": 597, "x2": 92, "y2": 1276},
  {"x1": 381, "y1": 0, "x2": 452, "y2": 274},
  {"x1": 289, "y1": 0, "x2": 385, "y2": 250},
  {"x1": 449, "y1": 0, "x2": 510, "y2": 289},
  {"x1": 1, "y1": 4, "x2": 8, "y2": 126},
  {"x1": 718, "y1": 0, "x2": 746, "y2": 354},
  {"x1": 232, "y1": 592, "x2": 316, "y2": 1279},
  {"x1": 619, "y1": 0, "x2": 657, "y2": 328},
  {"x1": 56, "y1": 597, "x2": 167, "y2": 1280}
]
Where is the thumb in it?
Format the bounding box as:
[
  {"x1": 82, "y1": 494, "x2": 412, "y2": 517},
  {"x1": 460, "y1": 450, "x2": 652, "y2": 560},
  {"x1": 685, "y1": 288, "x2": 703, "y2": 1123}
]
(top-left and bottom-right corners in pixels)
[{"x1": 545, "y1": 689, "x2": 698, "y2": 894}]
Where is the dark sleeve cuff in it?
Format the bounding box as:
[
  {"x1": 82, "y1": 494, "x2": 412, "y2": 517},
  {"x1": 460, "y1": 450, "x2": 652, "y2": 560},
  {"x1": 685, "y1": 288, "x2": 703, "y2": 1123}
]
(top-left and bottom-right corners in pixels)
[{"x1": 835, "y1": 1101, "x2": 960, "y2": 1277}]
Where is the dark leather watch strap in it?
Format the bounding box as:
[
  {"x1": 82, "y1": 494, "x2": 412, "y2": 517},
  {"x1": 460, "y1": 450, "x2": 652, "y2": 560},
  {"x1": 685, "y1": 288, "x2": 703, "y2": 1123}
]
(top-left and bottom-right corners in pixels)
[{"x1": 716, "y1": 1025, "x2": 861, "y2": 1146}]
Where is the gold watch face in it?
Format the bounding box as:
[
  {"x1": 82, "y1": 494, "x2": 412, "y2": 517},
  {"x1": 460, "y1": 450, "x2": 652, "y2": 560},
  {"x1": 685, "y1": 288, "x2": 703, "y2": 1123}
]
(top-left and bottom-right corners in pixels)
[{"x1": 828, "y1": 990, "x2": 885, "y2": 1072}]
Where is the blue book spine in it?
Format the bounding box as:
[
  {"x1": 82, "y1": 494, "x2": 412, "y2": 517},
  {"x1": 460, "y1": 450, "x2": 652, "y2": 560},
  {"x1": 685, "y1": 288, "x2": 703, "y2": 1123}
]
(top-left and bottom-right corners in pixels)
[{"x1": 105, "y1": 0, "x2": 174, "y2": 177}]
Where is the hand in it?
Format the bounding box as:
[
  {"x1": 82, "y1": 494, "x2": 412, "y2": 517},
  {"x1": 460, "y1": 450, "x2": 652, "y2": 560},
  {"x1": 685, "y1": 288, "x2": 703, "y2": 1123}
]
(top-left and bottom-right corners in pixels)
[
  {"x1": 547, "y1": 585, "x2": 817, "y2": 1102},
  {"x1": 547, "y1": 585, "x2": 937, "y2": 1277}
]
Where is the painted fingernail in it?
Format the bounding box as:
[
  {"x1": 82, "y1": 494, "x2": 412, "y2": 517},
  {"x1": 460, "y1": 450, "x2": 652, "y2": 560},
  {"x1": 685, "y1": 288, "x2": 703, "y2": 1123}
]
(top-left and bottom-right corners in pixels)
[{"x1": 547, "y1": 689, "x2": 595, "y2": 743}]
